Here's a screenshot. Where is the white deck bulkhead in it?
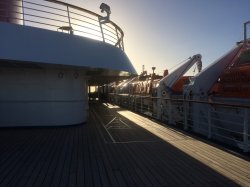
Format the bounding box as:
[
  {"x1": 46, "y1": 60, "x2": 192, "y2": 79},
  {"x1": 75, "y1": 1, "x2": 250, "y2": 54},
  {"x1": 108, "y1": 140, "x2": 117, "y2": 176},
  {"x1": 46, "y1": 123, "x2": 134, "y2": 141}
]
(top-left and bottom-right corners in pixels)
[
  {"x1": 0, "y1": 22, "x2": 136, "y2": 127},
  {"x1": 0, "y1": 68, "x2": 88, "y2": 126}
]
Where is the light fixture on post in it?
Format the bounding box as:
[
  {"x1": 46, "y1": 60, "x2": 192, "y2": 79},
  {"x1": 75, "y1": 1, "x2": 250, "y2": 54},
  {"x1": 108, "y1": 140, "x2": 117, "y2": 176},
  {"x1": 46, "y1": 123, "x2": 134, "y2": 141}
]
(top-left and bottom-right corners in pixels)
[{"x1": 99, "y1": 3, "x2": 111, "y2": 24}]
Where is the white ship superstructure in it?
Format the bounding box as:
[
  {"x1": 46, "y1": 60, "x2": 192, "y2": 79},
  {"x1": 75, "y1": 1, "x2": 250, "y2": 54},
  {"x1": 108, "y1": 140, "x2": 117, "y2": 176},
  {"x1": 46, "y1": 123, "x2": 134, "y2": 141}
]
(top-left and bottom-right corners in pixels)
[{"x1": 0, "y1": 0, "x2": 136, "y2": 126}]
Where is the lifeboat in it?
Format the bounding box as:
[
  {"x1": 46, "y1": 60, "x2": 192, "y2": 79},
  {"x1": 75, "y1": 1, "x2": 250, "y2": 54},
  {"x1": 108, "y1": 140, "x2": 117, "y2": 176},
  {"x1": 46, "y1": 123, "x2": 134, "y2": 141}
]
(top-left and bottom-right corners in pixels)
[{"x1": 211, "y1": 47, "x2": 250, "y2": 98}]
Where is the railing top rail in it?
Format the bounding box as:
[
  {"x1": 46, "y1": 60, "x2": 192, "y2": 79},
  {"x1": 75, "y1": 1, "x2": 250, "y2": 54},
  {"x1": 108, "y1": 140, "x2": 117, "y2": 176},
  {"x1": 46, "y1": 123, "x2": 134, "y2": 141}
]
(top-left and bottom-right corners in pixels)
[
  {"x1": 45, "y1": 0, "x2": 99, "y2": 17},
  {"x1": 156, "y1": 97, "x2": 250, "y2": 108},
  {"x1": 3, "y1": 0, "x2": 124, "y2": 50},
  {"x1": 44, "y1": 0, "x2": 124, "y2": 38},
  {"x1": 111, "y1": 93, "x2": 250, "y2": 108}
]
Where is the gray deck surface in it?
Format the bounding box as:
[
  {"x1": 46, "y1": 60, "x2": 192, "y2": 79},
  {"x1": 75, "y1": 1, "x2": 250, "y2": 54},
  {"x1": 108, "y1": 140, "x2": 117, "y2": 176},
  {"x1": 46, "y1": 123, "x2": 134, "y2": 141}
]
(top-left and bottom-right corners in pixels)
[{"x1": 0, "y1": 103, "x2": 249, "y2": 187}]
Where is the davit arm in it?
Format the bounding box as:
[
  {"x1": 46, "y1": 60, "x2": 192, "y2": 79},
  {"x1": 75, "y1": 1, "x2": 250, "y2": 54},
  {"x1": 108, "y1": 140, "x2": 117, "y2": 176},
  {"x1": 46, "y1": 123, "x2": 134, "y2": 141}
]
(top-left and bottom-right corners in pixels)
[{"x1": 157, "y1": 54, "x2": 202, "y2": 97}]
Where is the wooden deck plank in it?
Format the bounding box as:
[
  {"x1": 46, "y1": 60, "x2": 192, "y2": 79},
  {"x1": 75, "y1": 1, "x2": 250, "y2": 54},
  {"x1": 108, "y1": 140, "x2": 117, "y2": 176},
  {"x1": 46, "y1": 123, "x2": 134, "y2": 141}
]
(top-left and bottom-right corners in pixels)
[
  {"x1": 174, "y1": 139, "x2": 250, "y2": 186},
  {"x1": 119, "y1": 143, "x2": 164, "y2": 186},
  {"x1": 50, "y1": 129, "x2": 71, "y2": 187},
  {"x1": 82, "y1": 125, "x2": 94, "y2": 187},
  {"x1": 33, "y1": 129, "x2": 64, "y2": 187},
  {"x1": 59, "y1": 128, "x2": 75, "y2": 187},
  {"x1": 90, "y1": 112, "x2": 126, "y2": 186},
  {"x1": 108, "y1": 105, "x2": 249, "y2": 186},
  {"x1": 90, "y1": 108, "x2": 128, "y2": 186},
  {"x1": 92, "y1": 104, "x2": 236, "y2": 186},
  {"x1": 87, "y1": 124, "x2": 106, "y2": 187},
  {"x1": 91, "y1": 108, "x2": 156, "y2": 186},
  {"x1": 182, "y1": 139, "x2": 250, "y2": 175},
  {"x1": 0, "y1": 130, "x2": 32, "y2": 160},
  {"x1": 41, "y1": 129, "x2": 67, "y2": 187},
  {"x1": 126, "y1": 134, "x2": 214, "y2": 186},
  {"x1": 14, "y1": 129, "x2": 60, "y2": 187},
  {"x1": 0, "y1": 130, "x2": 38, "y2": 178},
  {"x1": 127, "y1": 112, "x2": 246, "y2": 184},
  {"x1": 0, "y1": 130, "x2": 46, "y2": 186},
  {"x1": 90, "y1": 110, "x2": 144, "y2": 186},
  {"x1": 68, "y1": 127, "x2": 78, "y2": 187},
  {"x1": 0, "y1": 103, "x2": 249, "y2": 187},
  {"x1": 76, "y1": 126, "x2": 84, "y2": 187}
]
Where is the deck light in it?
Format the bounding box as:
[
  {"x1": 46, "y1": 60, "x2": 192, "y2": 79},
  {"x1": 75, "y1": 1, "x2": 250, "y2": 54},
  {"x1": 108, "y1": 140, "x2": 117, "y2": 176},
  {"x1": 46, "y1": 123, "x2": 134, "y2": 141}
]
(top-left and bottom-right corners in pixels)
[{"x1": 100, "y1": 3, "x2": 111, "y2": 23}]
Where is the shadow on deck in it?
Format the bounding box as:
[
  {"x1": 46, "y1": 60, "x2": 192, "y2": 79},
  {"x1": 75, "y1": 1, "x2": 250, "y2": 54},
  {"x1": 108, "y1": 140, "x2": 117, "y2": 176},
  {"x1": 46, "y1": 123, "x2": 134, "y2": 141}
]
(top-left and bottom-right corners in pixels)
[{"x1": 0, "y1": 102, "x2": 249, "y2": 186}]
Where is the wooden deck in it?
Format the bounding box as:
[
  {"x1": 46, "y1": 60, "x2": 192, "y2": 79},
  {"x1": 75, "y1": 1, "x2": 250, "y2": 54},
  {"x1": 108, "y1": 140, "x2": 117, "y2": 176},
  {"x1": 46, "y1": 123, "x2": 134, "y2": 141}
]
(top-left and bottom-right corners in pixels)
[{"x1": 0, "y1": 103, "x2": 249, "y2": 187}]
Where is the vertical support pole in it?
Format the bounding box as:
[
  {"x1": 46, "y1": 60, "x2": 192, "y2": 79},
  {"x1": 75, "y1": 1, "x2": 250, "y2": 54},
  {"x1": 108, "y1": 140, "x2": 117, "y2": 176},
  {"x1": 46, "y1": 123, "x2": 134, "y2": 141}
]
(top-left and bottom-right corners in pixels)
[
  {"x1": 207, "y1": 105, "x2": 212, "y2": 139},
  {"x1": 97, "y1": 86, "x2": 100, "y2": 101},
  {"x1": 141, "y1": 96, "x2": 143, "y2": 113},
  {"x1": 183, "y1": 100, "x2": 188, "y2": 130},
  {"x1": 148, "y1": 98, "x2": 151, "y2": 115},
  {"x1": 156, "y1": 98, "x2": 160, "y2": 119},
  {"x1": 243, "y1": 108, "x2": 249, "y2": 152},
  {"x1": 168, "y1": 100, "x2": 172, "y2": 124},
  {"x1": 115, "y1": 94, "x2": 117, "y2": 105},
  {"x1": 98, "y1": 17, "x2": 105, "y2": 42},
  {"x1": 120, "y1": 38, "x2": 124, "y2": 51},
  {"x1": 116, "y1": 94, "x2": 118, "y2": 105},
  {"x1": 133, "y1": 96, "x2": 135, "y2": 111},
  {"x1": 135, "y1": 96, "x2": 137, "y2": 112},
  {"x1": 134, "y1": 96, "x2": 136, "y2": 111},
  {"x1": 131, "y1": 95, "x2": 133, "y2": 110},
  {"x1": 129, "y1": 95, "x2": 133, "y2": 110},
  {"x1": 128, "y1": 95, "x2": 130, "y2": 109},
  {"x1": 115, "y1": 28, "x2": 121, "y2": 49},
  {"x1": 160, "y1": 100, "x2": 163, "y2": 121},
  {"x1": 66, "y1": 5, "x2": 73, "y2": 34},
  {"x1": 88, "y1": 86, "x2": 90, "y2": 101}
]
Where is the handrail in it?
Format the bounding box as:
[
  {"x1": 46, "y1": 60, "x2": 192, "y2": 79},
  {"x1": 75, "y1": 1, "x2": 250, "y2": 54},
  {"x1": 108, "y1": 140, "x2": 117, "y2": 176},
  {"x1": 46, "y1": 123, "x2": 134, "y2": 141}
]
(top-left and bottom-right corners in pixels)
[
  {"x1": 111, "y1": 94, "x2": 250, "y2": 109},
  {"x1": 45, "y1": 0, "x2": 100, "y2": 17},
  {"x1": 108, "y1": 93, "x2": 250, "y2": 152},
  {"x1": 44, "y1": 0, "x2": 124, "y2": 46},
  {"x1": 1, "y1": 0, "x2": 124, "y2": 50}
]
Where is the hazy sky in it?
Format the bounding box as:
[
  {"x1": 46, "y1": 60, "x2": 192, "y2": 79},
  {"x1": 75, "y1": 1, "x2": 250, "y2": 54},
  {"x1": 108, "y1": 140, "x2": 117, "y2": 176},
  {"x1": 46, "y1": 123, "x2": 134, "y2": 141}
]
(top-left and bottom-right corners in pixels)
[{"x1": 69, "y1": 0, "x2": 249, "y2": 75}]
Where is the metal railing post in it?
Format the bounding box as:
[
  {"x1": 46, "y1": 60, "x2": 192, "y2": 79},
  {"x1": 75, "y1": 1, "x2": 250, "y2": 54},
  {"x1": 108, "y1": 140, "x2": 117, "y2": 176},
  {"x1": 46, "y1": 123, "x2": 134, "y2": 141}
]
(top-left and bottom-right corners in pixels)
[
  {"x1": 65, "y1": 5, "x2": 74, "y2": 34},
  {"x1": 22, "y1": 0, "x2": 25, "y2": 25},
  {"x1": 243, "y1": 108, "x2": 249, "y2": 152},
  {"x1": 184, "y1": 100, "x2": 188, "y2": 130},
  {"x1": 135, "y1": 96, "x2": 137, "y2": 112},
  {"x1": 168, "y1": 100, "x2": 173, "y2": 124},
  {"x1": 141, "y1": 96, "x2": 143, "y2": 113},
  {"x1": 98, "y1": 17, "x2": 105, "y2": 42},
  {"x1": 66, "y1": 6, "x2": 71, "y2": 29},
  {"x1": 207, "y1": 106, "x2": 212, "y2": 139},
  {"x1": 115, "y1": 28, "x2": 121, "y2": 49}
]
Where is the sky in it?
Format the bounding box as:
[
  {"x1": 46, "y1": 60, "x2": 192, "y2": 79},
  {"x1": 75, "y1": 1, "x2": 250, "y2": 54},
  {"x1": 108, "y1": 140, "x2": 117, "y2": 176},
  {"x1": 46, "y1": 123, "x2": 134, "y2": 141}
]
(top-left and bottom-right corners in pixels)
[{"x1": 68, "y1": 0, "x2": 249, "y2": 75}]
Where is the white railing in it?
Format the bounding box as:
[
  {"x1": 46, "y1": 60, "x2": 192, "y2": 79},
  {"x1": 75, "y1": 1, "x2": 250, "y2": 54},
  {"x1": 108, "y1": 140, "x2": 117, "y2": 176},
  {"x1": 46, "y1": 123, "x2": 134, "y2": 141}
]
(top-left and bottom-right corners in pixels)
[
  {"x1": 108, "y1": 93, "x2": 250, "y2": 152},
  {"x1": 0, "y1": 0, "x2": 124, "y2": 50}
]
